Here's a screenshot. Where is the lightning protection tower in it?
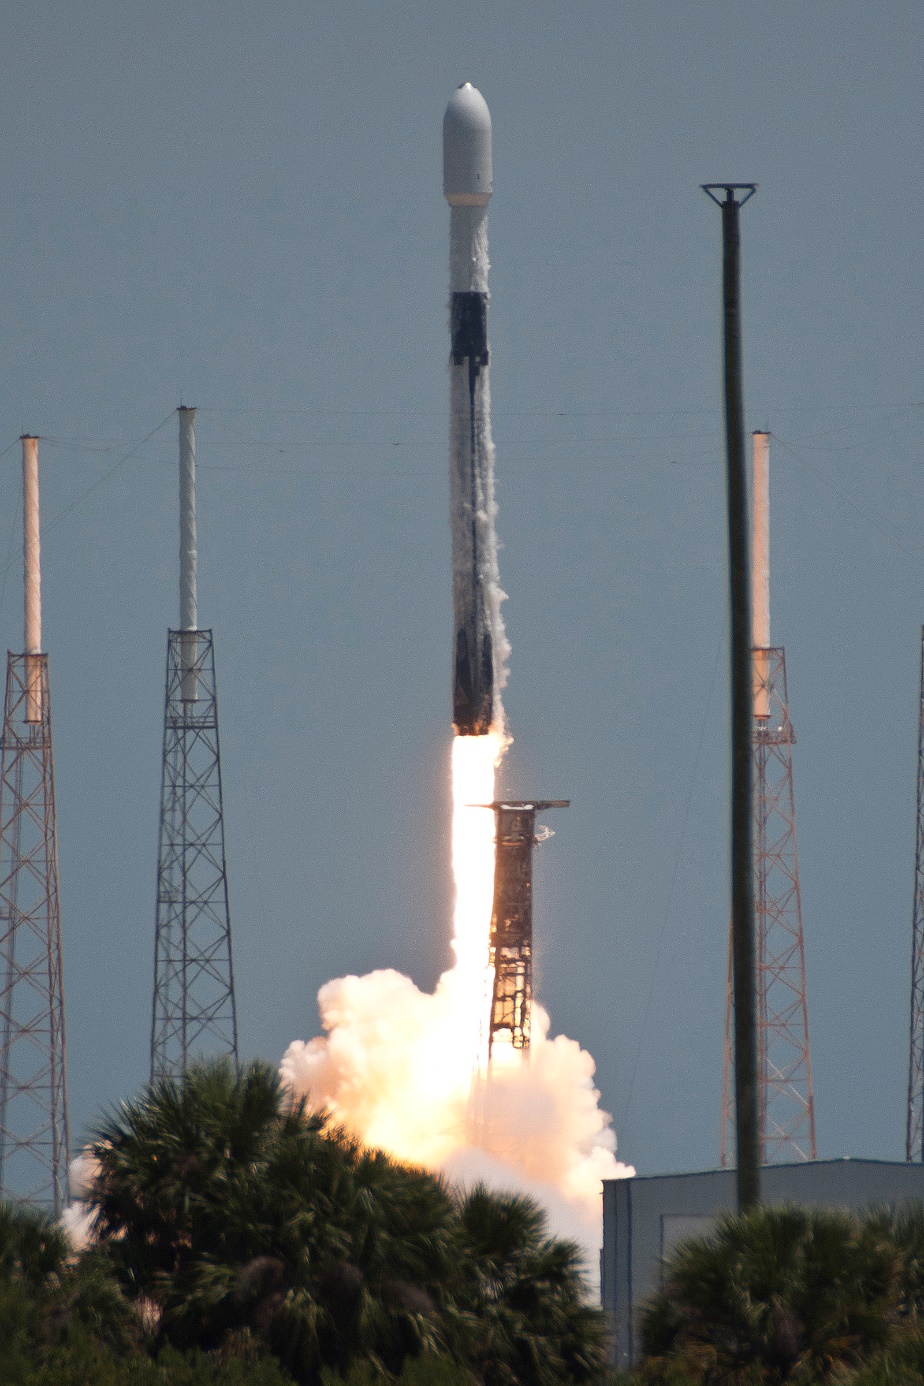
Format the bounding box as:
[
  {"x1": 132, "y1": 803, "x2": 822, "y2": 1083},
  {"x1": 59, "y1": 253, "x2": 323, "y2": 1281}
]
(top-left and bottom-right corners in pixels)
[
  {"x1": 721, "y1": 432, "x2": 816, "y2": 1165},
  {"x1": 151, "y1": 408, "x2": 238, "y2": 1082},
  {"x1": 905, "y1": 631, "x2": 924, "y2": 1159},
  {"x1": 486, "y1": 800, "x2": 568, "y2": 1061},
  {"x1": 0, "y1": 436, "x2": 69, "y2": 1212}
]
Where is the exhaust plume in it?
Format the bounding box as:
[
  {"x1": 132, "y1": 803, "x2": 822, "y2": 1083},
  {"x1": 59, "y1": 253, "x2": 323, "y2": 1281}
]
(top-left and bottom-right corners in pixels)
[{"x1": 282, "y1": 742, "x2": 633, "y2": 1262}]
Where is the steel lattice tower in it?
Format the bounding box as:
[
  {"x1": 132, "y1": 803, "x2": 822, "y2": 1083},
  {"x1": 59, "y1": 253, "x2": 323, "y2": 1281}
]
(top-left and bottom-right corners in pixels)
[
  {"x1": 0, "y1": 437, "x2": 69, "y2": 1212},
  {"x1": 722, "y1": 433, "x2": 816, "y2": 1165},
  {"x1": 906, "y1": 628, "x2": 924, "y2": 1159},
  {"x1": 486, "y1": 800, "x2": 568, "y2": 1060},
  {"x1": 151, "y1": 408, "x2": 238, "y2": 1081}
]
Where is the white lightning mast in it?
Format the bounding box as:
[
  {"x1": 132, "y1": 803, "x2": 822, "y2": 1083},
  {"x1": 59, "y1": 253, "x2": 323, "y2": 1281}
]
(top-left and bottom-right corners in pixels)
[
  {"x1": 22, "y1": 436, "x2": 42, "y2": 723},
  {"x1": 752, "y1": 430, "x2": 770, "y2": 719},
  {"x1": 0, "y1": 434, "x2": 70, "y2": 1211}
]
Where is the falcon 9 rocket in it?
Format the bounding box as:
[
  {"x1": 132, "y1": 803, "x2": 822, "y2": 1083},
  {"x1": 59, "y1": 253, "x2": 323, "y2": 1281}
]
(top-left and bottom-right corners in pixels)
[{"x1": 444, "y1": 83, "x2": 503, "y2": 737}]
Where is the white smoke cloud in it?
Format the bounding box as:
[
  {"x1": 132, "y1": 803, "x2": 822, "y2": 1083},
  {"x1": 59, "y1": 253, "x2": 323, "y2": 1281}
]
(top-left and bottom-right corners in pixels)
[
  {"x1": 281, "y1": 970, "x2": 633, "y2": 1265},
  {"x1": 61, "y1": 1200, "x2": 95, "y2": 1252},
  {"x1": 280, "y1": 733, "x2": 633, "y2": 1275},
  {"x1": 60, "y1": 1150, "x2": 100, "y2": 1251}
]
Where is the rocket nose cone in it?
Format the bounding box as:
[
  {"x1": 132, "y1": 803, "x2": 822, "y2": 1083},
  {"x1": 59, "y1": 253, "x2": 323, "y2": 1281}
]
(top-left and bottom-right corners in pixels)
[{"x1": 443, "y1": 82, "x2": 492, "y2": 207}]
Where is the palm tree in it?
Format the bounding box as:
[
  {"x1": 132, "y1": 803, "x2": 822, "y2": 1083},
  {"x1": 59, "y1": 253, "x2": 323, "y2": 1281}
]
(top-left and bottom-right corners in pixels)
[
  {"x1": 87, "y1": 1061, "x2": 608, "y2": 1385},
  {"x1": 0, "y1": 1199, "x2": 140, "y2": 1379},
  {"x1": 0, "y1": 1201, "x2": 70, "y2": 1288},
  {"x1": 840, "y1": 1323, "x2": 924, "y2": 1385},
  {"x1": 863, "y1": 1202, "x2": 924, "y2": 1321},
  {"x1": 639, "y1": 1204, "x2": 900, "y2": 1384},
  {"x1": 450, "y1": 1183, "x2": 608, "y2": 1386},
  {"x1": 87, "y1": 1060, "x2": 456, "y2": 1382}
]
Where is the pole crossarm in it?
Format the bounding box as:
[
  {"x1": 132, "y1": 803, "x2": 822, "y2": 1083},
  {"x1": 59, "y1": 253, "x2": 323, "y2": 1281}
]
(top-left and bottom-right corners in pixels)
[{"x1": 702, "y1": 184, "x2": 758, "y2": 207}]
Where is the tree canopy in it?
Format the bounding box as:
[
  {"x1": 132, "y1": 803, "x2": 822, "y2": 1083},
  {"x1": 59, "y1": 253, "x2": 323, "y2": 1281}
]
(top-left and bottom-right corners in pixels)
[
  {"x1": 78, "y1": 1058, "x2": 607, "y2": 1386},
  {"x1": 635, "y1": 1201, "x2": 924, "y2": 1386}
]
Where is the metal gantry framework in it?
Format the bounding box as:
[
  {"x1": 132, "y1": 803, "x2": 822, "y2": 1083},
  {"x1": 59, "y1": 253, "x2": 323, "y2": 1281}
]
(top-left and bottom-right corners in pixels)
[
  {"x1": 151, "y1": 630, "x2": 238, "y2": 1080},
  {"x1": 0, "y1": 653, "x2": 69, "y2": 1211},
  {"x1": 486, "y1": 800, "x2": 568, "y2": 1060},
  {"x1": 722, "y1": 647, "x2": 816, "y2": 1164},
  {"x1": 906, "y1": 628, "x2": 924, "y2": 1160}
]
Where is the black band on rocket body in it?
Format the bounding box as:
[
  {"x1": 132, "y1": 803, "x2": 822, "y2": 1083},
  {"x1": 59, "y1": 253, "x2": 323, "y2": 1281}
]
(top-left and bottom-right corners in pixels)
[{"x1": 451, "y1": 292, "x2": 489, "y2": 366}]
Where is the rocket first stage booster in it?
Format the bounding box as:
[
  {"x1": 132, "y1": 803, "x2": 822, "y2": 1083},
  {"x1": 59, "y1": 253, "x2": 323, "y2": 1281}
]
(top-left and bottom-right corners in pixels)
[{"x1": 444, "y1": 82, "x2": 503, "y2": 736}]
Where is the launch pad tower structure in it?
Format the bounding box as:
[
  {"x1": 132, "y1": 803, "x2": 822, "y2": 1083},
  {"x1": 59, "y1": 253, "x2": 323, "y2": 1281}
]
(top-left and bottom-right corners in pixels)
[
  {"x1": 150, "y1": 408, "x2": 238, "y2": 1082},
  {"x1": 0, "y1": 437, "x2": 69, "y2": 1212},
  {"x1": 486, "y1": 800, "x2": 568, "y2": 1059},
  {"x1": 721, "y1": 432, "x2": 816, "y2": 1165}
]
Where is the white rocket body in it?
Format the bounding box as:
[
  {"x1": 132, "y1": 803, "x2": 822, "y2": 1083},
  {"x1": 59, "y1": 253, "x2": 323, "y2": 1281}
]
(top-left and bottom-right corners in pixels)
[
  {"x1": 444, "y1": 83, "x2": 507, "y2": 735},
  {"x1": 444, "y1": 82, "x2": 492, "y2": 208}
]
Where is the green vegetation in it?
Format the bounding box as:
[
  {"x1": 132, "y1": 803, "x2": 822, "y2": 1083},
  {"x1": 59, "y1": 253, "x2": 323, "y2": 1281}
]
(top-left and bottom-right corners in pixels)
[
  {"x1": 629, "y1": 1202, "x2": 924, "y2": 1385},
  {"x1": 0, "y1": 1059, "x2": 608, "y2": 1384},
  {"x1": 26, "y1": 1059, "x2": 924, "y2": 1384}
]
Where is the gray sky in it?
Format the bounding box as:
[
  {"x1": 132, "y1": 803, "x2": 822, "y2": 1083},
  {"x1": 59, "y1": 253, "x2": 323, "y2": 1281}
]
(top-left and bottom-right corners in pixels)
[{"x1": 2, "y1": 0, "x2": 923, "y2": 1176}]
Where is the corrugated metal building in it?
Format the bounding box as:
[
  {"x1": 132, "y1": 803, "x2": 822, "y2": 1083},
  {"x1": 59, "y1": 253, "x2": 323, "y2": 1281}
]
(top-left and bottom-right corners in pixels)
[{"x1": 602, "y1": 1161, "x2": 924, "y2": 1369}]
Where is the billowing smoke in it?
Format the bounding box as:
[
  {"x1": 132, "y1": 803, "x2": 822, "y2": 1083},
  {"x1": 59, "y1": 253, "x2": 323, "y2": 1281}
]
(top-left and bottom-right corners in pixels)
[
  {"x1": 61, "y1": 1151, "x2": 99, "y2": 1250},
  {"x1": 282, "y1": 741, "x2": 633, "y2": 1264},
  {"x1": 282, "y1": 976, "x2": 632, "y2": 1257}
]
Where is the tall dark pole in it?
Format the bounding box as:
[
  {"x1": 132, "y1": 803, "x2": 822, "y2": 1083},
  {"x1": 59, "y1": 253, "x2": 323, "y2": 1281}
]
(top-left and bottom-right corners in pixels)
[
  {"x1": 703, "y1": 183, "x2": 759, "y2": 1212},
  {"x1": 906, "y1": 627, "x2": 924, "y2": 1161}
]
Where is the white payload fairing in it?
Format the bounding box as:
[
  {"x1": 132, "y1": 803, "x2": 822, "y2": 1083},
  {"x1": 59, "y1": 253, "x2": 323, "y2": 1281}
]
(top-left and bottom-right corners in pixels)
[{"x1": 444, "y1": 82, "x2": 503, "y2": 736}]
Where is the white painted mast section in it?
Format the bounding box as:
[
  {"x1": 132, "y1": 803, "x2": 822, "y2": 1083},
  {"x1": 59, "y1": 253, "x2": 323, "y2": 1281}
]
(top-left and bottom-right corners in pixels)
[
  {"x1": 22, "y1": 436, "x2": 42, "y2": 723},
  {"x1": 178, "y1": 407, "x2": 198, "y2": 701},
  {"x1": 179, "y1": 407, "x2": 197, "y2": 631},
  {"x1": 22, "y1": 437, "x2": 41, "y2": 655},
  {"x1": 752, "y1": 430, "x2": 770, "y2": 720}
]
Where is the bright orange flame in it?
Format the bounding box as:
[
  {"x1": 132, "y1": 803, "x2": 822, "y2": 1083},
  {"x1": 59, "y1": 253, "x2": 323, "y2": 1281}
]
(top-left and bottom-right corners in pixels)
[{"x1": 445, "y1": 730, "x2": 508, "y2": 1074}]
